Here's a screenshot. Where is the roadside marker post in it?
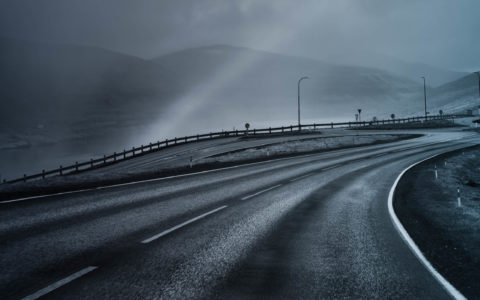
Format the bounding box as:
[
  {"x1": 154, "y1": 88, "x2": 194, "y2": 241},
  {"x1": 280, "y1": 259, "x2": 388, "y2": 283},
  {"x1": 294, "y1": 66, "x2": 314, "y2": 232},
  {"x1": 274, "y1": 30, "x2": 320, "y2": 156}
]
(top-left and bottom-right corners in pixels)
[
  {"x1": 457, "y1": 187, "x2": 462, "y2": 207},
  {"x1": 189, "y1": 156, "x2": 193, "y2": 168},
  {"x1": 434, "y1": 164, "x2": 438, "y2": 179}
]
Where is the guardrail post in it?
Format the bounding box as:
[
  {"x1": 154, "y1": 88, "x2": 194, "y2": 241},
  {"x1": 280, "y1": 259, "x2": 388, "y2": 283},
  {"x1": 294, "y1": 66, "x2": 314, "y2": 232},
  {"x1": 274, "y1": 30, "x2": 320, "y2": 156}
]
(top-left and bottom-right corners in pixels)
[
  {"x1": 75, "y1": 161, "x2": 79, "y2": 171},
  {"x1": 290, "y1": 125, "x2": 293, "y2": 132},
  {"x1": 175, "y1": 138, "x2": 178, "y2": 144},
  {"x1": 103, "y1": 155, "x2": 106, "y2": 164},
  {"x1": 141, "y1": 145, "x2": 144, "y2": 153},
  {"x1": 114, "y1": 153, "x2": 117, "y2": 162},
  {"x1": 91, "y1": 159, "x2": 94, "y2": 168},
  {"x1": 281, "y1": 126, "x2": 284, "y2": 133},
  {"x1": 59, "y1": 166, "x2": 63, "y2": 175},
  {"x1": 209, "y1": 133, "x2": 212, "y2": 138},
  {"x1": 149, "y1": 143, "x2": 152, "y2": 151},
  {"x1": 123, "y1": 150, "x2": 126, "y2": 159},
  {"x1": 235, "y1": 130, "x2": 238, "y2": 136},
  {"x1": 132, "y1": 147, "x2": 135, "y2": 156},
  {"x1": 23, "y1": 174, "x2": 26, "y2": 182},
  {"x1": 165, "y1": 139, "x2": 168, "y2": 147},
  {"x1": 184, "y1": 136, "x2": 187, "y2": 143},
  {"x1": 42, "y1": 169, "x2": 45, "y2": 179},
  {"x1": 253, "y1": 129, "x2": 256, "y2": 135}
]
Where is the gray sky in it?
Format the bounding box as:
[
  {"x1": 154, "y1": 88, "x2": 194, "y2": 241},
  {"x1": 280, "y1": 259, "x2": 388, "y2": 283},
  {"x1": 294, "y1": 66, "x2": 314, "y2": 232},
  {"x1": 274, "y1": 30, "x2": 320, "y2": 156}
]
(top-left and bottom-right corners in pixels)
[{"x1": 0, "y1": 0, "x2": 478, "y2": 71}]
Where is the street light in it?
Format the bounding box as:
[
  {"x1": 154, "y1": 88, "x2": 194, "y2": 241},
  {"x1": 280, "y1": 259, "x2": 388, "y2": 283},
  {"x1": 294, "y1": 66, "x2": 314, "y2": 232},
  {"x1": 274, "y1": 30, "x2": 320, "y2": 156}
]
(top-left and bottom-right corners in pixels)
[
  {"x1": 298, "y1": 76, "x2": 309, "y2": 128},
  {"x1": 475, "y1": 71, "x2": 480, "y2": 98},
  {"x1": 421, "y1": 76, "x2": 427, "y2": 119}
]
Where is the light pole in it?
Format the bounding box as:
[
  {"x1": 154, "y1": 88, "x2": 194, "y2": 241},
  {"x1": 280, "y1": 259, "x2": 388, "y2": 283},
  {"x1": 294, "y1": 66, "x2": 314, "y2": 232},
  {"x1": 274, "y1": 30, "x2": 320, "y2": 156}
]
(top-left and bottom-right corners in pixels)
[
  {"x1": 298, "y1": 76, "x2": 309, "y2": 128},
  {"x1": 475, "y1": 72, "x2": 480, "y2": 98},
  {"x1": 421, "y1": 76, "x2": 427, "y2": 119},
  {"x1": 357, "y1": 109, "x2": 362, "y2": 122}
]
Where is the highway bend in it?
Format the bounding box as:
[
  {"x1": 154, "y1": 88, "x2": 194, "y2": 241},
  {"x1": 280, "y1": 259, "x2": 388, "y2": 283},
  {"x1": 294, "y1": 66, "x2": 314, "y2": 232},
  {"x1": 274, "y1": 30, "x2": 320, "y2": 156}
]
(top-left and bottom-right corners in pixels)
[{"x1": 0, "y1": 130, "x2": 478, "y2": 299}]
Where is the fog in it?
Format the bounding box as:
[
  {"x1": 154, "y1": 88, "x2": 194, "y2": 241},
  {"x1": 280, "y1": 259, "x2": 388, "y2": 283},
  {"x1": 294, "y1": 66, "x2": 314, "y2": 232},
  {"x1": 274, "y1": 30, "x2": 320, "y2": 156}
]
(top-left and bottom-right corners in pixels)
[
  {"x1": 0, "y1": 0, "x2": 479, "y2": 179},
  {"x1": 1, "y1": 0, "x2": 479, "y2": 71}
]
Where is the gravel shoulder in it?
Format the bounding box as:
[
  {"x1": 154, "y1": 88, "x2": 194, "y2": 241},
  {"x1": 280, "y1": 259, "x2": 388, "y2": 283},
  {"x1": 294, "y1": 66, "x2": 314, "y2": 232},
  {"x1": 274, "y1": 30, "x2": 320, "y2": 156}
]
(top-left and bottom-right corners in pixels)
[{"x1": 394, "y1": 145, "x2": 480, "y2": 299}]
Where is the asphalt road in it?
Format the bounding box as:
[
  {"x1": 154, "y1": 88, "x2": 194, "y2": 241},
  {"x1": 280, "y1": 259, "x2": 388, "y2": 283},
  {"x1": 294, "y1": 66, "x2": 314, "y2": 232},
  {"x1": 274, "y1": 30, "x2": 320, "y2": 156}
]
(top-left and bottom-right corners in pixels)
[{"x1": 1, "y1": 129, "x2": 478, "y2": 299}]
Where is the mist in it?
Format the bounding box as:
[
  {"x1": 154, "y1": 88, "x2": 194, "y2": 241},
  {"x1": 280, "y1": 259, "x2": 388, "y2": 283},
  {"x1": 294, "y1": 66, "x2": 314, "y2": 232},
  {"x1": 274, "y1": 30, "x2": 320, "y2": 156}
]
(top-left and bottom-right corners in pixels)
[{"x1": 0, "y1": 0, "x2": 479, "y2": 179}]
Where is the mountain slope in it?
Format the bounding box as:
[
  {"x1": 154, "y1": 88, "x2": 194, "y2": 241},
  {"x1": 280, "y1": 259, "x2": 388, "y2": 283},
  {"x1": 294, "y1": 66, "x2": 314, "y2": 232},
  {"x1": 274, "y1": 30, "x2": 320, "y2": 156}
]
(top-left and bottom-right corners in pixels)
[
  {"x1": 427, "y1": 73, "x2": 480, "y2": 114},
  {"x1": 0, "y1": 37, "x2": 181, "y2": 147},
  {"x1": 324, "y1": 50, "x2": 468, "y2": 87},
  {"x1": 152, "y1": 45, "x2": 424, "y2": 130}
]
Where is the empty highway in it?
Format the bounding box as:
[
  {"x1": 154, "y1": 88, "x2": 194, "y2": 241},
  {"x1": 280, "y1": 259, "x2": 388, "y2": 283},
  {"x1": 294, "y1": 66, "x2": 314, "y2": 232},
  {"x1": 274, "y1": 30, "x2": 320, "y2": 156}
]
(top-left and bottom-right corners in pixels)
[{"x1": 1, "y1": 129, "x2": 478, "y2": 299}]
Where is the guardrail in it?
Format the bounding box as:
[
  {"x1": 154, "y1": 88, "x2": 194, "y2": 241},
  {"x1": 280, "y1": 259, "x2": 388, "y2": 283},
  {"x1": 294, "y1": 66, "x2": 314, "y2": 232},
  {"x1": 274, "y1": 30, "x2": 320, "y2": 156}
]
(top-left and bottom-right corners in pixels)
[{"x1": 4, "y1": 113, "x2": 469, "y2": 184}]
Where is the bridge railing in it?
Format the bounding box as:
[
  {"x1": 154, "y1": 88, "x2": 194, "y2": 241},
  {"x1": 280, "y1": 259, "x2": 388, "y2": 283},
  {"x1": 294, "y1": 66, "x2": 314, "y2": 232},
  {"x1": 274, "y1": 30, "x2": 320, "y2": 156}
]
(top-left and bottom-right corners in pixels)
[{"x1": 4, "y1": 113, "x2": 466, "y2": 184}]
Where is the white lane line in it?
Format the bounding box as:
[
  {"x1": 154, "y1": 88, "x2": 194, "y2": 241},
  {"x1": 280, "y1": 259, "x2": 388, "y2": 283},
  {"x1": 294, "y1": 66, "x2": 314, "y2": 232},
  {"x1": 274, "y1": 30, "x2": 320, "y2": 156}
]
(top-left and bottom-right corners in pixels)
[
  {"x1": 22, "y1": 266, "x2": 97, "y2": 300},
  {"x1": 141, "y1": 205, "x2": 227, "y2": 244},
  {"x1": 1, "y1": 151, "x2": 320, "y2": 204},
  {"x1": 289, "y1": 174, "x2": 311, "y2": 182},
  {"x1": 241, "y1": 184, "x2": 282, "y2": 201},
  {"x1": 321, "y1": 164, "x2": 340, "y2": 171},
  {"x1": 388, "y1": 155, "x2": 466, "y2": 300},
  {"x1": 1, "y1": 134, "x2": 431, "y2": 204}
]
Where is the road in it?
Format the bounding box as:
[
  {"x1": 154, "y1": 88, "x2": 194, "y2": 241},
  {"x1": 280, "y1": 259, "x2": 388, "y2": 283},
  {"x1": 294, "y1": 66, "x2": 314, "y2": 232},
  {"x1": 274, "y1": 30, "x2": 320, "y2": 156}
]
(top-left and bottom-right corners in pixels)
[{"x1": 0, "y1": 129, "x2": 478, "y2": 299}]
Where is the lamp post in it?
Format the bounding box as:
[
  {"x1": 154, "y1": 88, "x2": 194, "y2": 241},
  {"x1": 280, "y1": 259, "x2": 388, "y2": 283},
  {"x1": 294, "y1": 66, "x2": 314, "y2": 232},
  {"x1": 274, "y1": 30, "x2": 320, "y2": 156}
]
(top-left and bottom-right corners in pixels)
[
  {"x1": 475, "y1": 72, "x2": 480, "y2": 98},
  {"x1": 421, "y1": 76, "x2": 427, "y2": 119},
  {"x1": 298, "y1": 76, "x2": 309, "y2": 128}
]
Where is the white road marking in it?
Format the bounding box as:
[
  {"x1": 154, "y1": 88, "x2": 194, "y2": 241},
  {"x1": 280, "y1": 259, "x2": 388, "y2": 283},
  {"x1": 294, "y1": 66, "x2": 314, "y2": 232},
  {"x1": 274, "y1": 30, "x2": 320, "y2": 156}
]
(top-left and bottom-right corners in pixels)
[
  {"x1": 141, "y1": 205, "x2": 227, "y2": 244},
  {"x1": 289, "y1": 174, "x2": 311, "y2": 182},
  {"x1": 2, "y1": 133, "x2": 439, "y2": 204},
  {"x1": 0, "y1": 151, "x2": 320, "y2": 204},
  {"x1": 241, "y1": 184, "x2": 282, "y2": 201},
  {"x1": 321, "y1": 164, "x2": 340, "y2": 171},
  {"x1": 22, "y1": 266, "x2": 97, "y2": 300},
  {"x1": 388, "y1": 154, "x2": 467, "y2": 300}
]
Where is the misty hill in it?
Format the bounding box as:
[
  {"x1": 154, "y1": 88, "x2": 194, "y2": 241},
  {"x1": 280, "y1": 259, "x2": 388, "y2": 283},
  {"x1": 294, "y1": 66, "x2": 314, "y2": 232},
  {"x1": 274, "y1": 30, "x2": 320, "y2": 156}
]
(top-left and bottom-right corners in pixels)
[
  {"x1": 0, "y1": 37, "x2": 182, "y2": 149},
  {"x1": 427, "y1": 73, "x2": 480, "y2": 114},
  {"x1": 152, "y1": 44, "x2": 452, "y2": 132},
  {"x1": 1, "y1": 40, "x2": 476, "y2": 180},
  {"x1": 152, "y1": 45, "x2": 427, "y2": 129},
  {"x1": 324, "y1": 51, "x2": 467, "y2": 87}
]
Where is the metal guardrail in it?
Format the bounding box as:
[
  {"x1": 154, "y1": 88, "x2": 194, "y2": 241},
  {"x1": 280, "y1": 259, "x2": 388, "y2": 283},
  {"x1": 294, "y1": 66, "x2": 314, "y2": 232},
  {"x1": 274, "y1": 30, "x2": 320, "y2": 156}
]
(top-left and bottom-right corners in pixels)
[{"x1": 4, "y1": 113, "x2": 468, "y2": 184}]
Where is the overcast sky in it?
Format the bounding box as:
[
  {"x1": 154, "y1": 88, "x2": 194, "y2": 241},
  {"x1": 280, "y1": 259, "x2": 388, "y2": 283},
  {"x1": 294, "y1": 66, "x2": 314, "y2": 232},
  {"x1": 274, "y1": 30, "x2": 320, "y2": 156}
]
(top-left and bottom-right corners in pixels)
[{"x1": 0, "y1": 0, "x2": 478, "y2": 71}]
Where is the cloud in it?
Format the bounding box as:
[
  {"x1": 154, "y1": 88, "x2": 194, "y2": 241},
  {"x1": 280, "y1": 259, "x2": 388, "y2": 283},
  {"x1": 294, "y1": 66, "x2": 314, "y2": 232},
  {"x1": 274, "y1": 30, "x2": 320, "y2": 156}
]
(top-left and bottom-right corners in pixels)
[{"x1": 0, "y1": 0, "x2": 478, "y2": 70}]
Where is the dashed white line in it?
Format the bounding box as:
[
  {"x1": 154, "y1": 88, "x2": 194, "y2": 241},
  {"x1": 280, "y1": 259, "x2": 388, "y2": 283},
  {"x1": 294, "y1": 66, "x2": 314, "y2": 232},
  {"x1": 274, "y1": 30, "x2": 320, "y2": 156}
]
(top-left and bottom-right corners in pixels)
[
  {"x1": 241, "y1": 184, "x2": 282, "y2": 201},
  {"x1": 141, "y1": 205, "x2": 228, "y2": 244},
  {"x1": 0, "y1": 150, "x2": 318, "y2": 204},
  {"x1": 321, "y1": 164, "x2": 340, "y2": 171},
  {"x1": 388, "y1": 154, "x2": 466, "y2": 300},
  {"x1": 22, "y1": 266, "x2": 98, "y2": 300},
  {"x1": 289, "y1": 174, "x2": 311, "y2": 182}
]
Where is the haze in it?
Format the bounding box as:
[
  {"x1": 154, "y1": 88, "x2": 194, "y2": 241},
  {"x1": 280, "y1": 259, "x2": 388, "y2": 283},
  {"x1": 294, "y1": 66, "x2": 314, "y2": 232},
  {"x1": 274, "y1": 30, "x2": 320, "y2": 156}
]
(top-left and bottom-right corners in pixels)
[
  {"x1": 0, "y1": 0, "x2": 479, "y2": 179},
  {"x1": 1, "y1": 0, "x2": 478, "y2": 71}
]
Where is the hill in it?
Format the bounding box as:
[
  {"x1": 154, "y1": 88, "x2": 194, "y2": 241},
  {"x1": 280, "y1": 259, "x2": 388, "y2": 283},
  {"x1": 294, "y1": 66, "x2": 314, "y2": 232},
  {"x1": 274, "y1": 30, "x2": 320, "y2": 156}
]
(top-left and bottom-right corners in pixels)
[
  {"x1": 0, "y1": 37, "x2": 182, "y2": 149},
  {"x1": 325, "y1": 51, "x2": 467, "y2": 87},
  {"x1": 152, "y1": 45, "x2": 424, "y2": 131},
  {"x1": 1, "y1": 40, "x2": 476, "y2": 179}
]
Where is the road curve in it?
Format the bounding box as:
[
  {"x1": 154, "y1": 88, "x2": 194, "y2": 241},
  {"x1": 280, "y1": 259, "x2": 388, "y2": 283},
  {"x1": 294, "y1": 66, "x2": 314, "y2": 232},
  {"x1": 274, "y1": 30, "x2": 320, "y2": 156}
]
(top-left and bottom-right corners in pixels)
[{"x1": 0, "y1": 129, "x2": 478, "y2": 299}]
